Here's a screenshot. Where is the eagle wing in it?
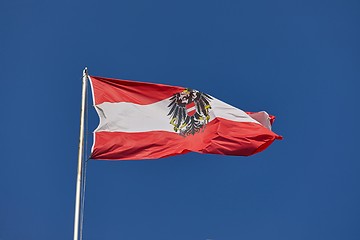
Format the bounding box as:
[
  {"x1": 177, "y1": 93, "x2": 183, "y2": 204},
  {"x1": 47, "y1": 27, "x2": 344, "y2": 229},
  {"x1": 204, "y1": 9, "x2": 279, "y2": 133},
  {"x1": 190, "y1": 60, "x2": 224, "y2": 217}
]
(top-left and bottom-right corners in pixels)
[
  {"x1": 195, "y1": 92, "x2": 212, "y2": 117},
  {"x1": 168, "y1": 93, "x2": 187, "y2": 129}
]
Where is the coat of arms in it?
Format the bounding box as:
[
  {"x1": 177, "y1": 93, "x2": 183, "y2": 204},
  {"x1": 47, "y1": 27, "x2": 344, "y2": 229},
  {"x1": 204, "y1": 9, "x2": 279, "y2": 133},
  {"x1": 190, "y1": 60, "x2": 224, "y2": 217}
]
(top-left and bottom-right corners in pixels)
[{"x1": 168, "y1": 88, "x2": 212, "y2": 136}]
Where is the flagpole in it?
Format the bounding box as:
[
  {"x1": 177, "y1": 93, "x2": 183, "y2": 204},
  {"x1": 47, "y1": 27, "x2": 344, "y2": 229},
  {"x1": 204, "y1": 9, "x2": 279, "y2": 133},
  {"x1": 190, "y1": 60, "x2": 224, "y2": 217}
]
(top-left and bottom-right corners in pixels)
[{"x1": 73, "y1": 67, "x2": 88, "y2": 240}]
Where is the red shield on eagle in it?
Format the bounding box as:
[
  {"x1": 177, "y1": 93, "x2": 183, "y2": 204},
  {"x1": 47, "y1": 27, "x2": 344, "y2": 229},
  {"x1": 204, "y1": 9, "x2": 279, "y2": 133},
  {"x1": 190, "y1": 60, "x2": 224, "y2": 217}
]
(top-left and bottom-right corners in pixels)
[{"x1": 186, "y1": 101, "x2": 196, "y2": 116}]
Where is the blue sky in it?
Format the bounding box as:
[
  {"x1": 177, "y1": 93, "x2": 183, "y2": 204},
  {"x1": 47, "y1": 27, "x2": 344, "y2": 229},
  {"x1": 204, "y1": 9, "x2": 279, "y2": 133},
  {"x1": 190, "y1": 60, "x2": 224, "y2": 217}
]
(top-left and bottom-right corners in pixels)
[{"x1": 1, "y1": 0, "x2": 359, "y2": 239}]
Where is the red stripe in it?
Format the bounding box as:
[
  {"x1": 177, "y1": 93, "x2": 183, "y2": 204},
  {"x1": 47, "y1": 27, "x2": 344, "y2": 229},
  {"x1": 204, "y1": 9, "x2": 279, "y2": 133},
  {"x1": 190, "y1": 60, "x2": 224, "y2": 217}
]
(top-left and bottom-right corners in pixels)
[
  {"x1": 91, "y1": 118, "x2": 282, "y2": 160},
  {"x1": 89, "y1": 76, "x2": 184, "y2": 105}
]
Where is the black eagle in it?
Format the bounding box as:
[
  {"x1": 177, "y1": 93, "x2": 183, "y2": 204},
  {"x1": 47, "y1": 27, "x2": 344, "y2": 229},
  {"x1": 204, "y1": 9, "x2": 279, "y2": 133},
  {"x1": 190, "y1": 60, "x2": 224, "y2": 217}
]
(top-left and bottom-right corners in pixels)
[{"x1": 167, "y1": 88, "x2": 212, "y2": 136}]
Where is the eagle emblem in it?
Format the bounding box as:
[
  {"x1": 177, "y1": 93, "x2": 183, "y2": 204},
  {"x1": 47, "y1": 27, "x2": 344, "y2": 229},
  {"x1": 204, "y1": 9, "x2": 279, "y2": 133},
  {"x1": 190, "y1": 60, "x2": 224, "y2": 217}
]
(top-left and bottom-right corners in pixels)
[{"x1": 168, "y1": 88, "x2": 212, "y2": 136}]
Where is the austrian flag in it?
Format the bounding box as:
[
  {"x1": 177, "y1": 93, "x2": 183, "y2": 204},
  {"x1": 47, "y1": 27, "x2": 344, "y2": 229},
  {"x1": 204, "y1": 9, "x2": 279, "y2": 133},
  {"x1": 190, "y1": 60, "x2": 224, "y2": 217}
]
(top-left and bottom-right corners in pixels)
[{"x1": 89, "y1": 76, "x2": 282, "y2": 160}]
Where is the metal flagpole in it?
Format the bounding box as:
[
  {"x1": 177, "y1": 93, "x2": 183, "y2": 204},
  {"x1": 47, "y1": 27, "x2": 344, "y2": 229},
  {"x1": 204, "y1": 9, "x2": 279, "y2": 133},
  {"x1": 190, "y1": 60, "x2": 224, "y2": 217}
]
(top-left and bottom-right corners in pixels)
[{"x1": 73, "y1": 67, "x2": 88, "y2": 240}]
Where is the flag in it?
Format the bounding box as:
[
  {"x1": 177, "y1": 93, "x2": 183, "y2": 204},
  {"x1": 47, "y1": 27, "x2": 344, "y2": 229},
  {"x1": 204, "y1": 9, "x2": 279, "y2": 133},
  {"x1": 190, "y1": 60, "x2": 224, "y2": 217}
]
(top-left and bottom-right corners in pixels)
[{"x1": 88, "y1": 76, "x2": 282, "y2": 160}]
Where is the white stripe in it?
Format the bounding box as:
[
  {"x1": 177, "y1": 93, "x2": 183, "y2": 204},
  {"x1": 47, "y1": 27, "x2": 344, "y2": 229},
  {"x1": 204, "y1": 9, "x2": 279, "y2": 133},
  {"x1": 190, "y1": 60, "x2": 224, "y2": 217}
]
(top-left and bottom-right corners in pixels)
[
  {"x1": 247, "y1": 111, "x2": 272, "y2": 130},
  {"x1": 94, "y1": 98, "x2": 173, "y2": 132},
  {"x1": 94, "y1": 97, "x2": 264, "y2": 133},
  {"x1": 187, "y1": 106, "x2": 196, "y2": 113}
]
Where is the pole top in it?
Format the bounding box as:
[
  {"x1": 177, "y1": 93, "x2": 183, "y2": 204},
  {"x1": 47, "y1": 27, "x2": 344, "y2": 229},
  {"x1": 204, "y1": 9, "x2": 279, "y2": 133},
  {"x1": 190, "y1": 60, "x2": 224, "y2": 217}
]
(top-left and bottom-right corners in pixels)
[{"x1": 83, "y1": 67, "x2": 88, "y2": 77}]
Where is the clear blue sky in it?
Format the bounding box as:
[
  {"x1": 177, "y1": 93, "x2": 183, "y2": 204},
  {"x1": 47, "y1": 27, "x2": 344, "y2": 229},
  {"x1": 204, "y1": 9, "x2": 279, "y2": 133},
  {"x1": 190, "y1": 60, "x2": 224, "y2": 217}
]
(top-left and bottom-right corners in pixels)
[{"x1": 1, "y1": 0, "x2": 359, "y2": 239}]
